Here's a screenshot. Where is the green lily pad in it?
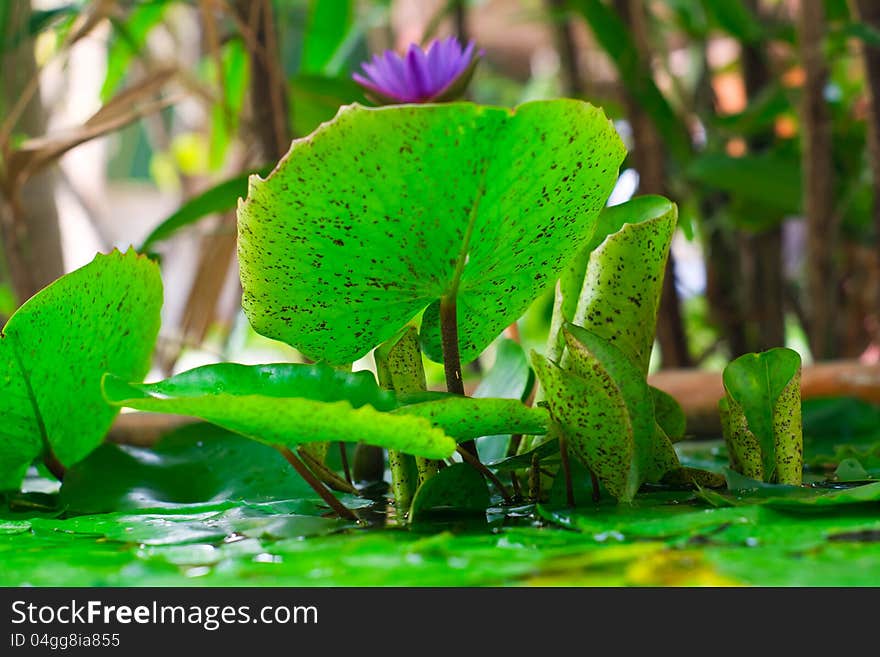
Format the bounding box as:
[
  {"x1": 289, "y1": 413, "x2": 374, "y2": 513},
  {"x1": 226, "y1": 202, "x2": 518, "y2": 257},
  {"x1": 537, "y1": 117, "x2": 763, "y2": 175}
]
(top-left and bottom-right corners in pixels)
[
  {"x1": 652, "y1": 386, "x2": 686, "y2": 442},
  {"x1": 409, "y1": 463, "x2": 490, "y2": 523},
  {"x1": 392, "y1": 397, "x2": 548, "y2": 442},
  {"x1": 59, "y1": 423, "x2": 320, "y2": 513},
  {"x1": 531, "y1": 352, "x2": 635, "y2": 501},
  {"x1": 26, "y1": 505, "x2": 350, "y2": 547},
  {"x1": 0, "y1": 250, "x2": 162, "y2": 489},
  {"x1": 696, "y1": 469, "x2": 880, "y2": 511},
  {"x1": 674, "y1": 439, "x2": 730, "y2": 474},
  {"x1": 802, "y1": 397, "x2": 880, "y2": 471},
  {"x1": 102, "y1": 363, "x2": 456, "y2": 459},
  {"x1": 721, "y1": 348, "x2": 803, "y2": 484},
  {"x1": 569, "y1": 196, "x2": 677, "y2": 374},
  {"x1": 834, "y1": 458, "x2": 872, "y2": 482},
  {"x1": 564, "y1": 325, "x2": 679, "y2": 485},
  {"x1": 238, "y1": 100, "x2": 625, "y2": 365}
]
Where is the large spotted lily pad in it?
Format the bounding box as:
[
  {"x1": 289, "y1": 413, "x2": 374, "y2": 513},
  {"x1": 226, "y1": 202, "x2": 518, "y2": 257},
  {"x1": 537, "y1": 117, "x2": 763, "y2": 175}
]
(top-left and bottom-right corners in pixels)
[{"x1": 237, "y1": 100, "x2": 625, "y2": 364}]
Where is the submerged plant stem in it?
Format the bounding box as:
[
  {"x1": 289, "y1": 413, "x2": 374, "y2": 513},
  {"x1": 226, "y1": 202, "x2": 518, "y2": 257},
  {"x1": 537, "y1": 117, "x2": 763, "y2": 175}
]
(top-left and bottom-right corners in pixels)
[
  {"x1": 279, "y1": 447, "x2": 359, "y2": 522},
  {"x1": 456, "y1": 445, "x2": 512, "y2": 503}
]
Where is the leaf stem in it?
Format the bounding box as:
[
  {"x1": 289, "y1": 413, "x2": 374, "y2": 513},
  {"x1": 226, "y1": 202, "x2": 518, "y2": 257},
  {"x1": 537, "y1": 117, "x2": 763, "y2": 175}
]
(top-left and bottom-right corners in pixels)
[
  {"x1": 388, "y1": 449, "x2": 417, "y2": 512},
  {"x1": 298, "y1": 447, "x2": 359, "y2": 495},
  {"x1": 279, "y1": 447, "x2": 359, "y2": 521},
  {"x1": 528, "y1": 453, "x2": 541, "y2": 501},
  {"x1": 510, "y1": 473, "x2": 522, "y2": 500},
  {"x1": 440, "y1": 294, "x2": 479, "y2": 457},
  {"x1": 456, "y1": 445, "x2": 512, "y2": 503},
  {"x1": 439, "y1": 294, "x2": 465, "y2": 395},
  {"x1": 559, "y1": 436, "x2": 575, "y2": 508},
  {"x1": 44, "y1": 452, "x2": 66, "y2": 482},
  {"x1": 590, "y1": 469, "x2": 601, "y2": 503},
  {"x1": 339, "y1": 442, "x2": 353, "y2": 486}
]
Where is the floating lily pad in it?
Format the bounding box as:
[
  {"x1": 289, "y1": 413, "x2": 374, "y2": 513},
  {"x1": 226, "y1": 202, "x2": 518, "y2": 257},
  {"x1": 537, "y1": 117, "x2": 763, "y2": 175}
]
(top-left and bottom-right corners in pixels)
[
  {"x1": 60, "y1": 423, "x2": 320, "y2": 513},
  {"x1": 409, "y1": 463, "x2": 490, "y2": 523},
  {"x1": 695, "y1": 469, "x2": 880, "y2": 512}
]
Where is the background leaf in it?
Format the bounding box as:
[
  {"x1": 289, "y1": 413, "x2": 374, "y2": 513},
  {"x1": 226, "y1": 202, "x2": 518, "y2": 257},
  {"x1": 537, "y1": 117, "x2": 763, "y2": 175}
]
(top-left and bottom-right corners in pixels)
[
  {"x1": 300, "y1": 0, "x2": 355, "y2": 76},
  {"x1": 701, "y1": 0, "x2": 763, "y2": 43},
  {"x1": 139, "y1": 166, "x2": 271, "y2": 251},
  {"x1": 571, "y1": 0, "x2": 692, "y2": 162},
  {"x1": 101, "y1": 2, "x2": 168, "y2": 101},
  {"x1": 686, "y1": 152, "x2": 802, "y2": 213},
  {"x1": 289, "y1": 75, "x2": 366, "y2": 136}
]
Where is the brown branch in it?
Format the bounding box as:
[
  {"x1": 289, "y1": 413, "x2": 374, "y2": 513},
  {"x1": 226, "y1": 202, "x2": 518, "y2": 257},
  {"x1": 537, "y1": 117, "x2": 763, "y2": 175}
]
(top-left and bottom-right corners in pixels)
[
  {"x1": 339, "y1": 443, "x2": 353, "y2": 486},
  {"x1": 545, "y1": 0, "x2": 584, "y2": 96},
  {"x1": 233, "y1": 0, "x2": 291, "y2": 158},
  {"x1": 452, "y1": 0, "x2": 468, "y2": 43},
  {"x1": 798, "y1": 0, "x2": 838, "y2": 360},
  {"x1": 737, "y1": 0, "x2": 786, "y2": 353},
  {"x1": 613, "y1": 0, "x2": 691, "y2": 368},
  {"x1": 850, "y1": 0, "x2": 880, "y2": 350}
]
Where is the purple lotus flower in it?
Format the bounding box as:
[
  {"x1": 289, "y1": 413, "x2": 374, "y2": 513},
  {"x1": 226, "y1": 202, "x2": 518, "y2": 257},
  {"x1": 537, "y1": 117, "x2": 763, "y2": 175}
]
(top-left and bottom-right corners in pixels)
[{"x1": 353, "y1": 36, "x2": 482, "y2": 104}]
